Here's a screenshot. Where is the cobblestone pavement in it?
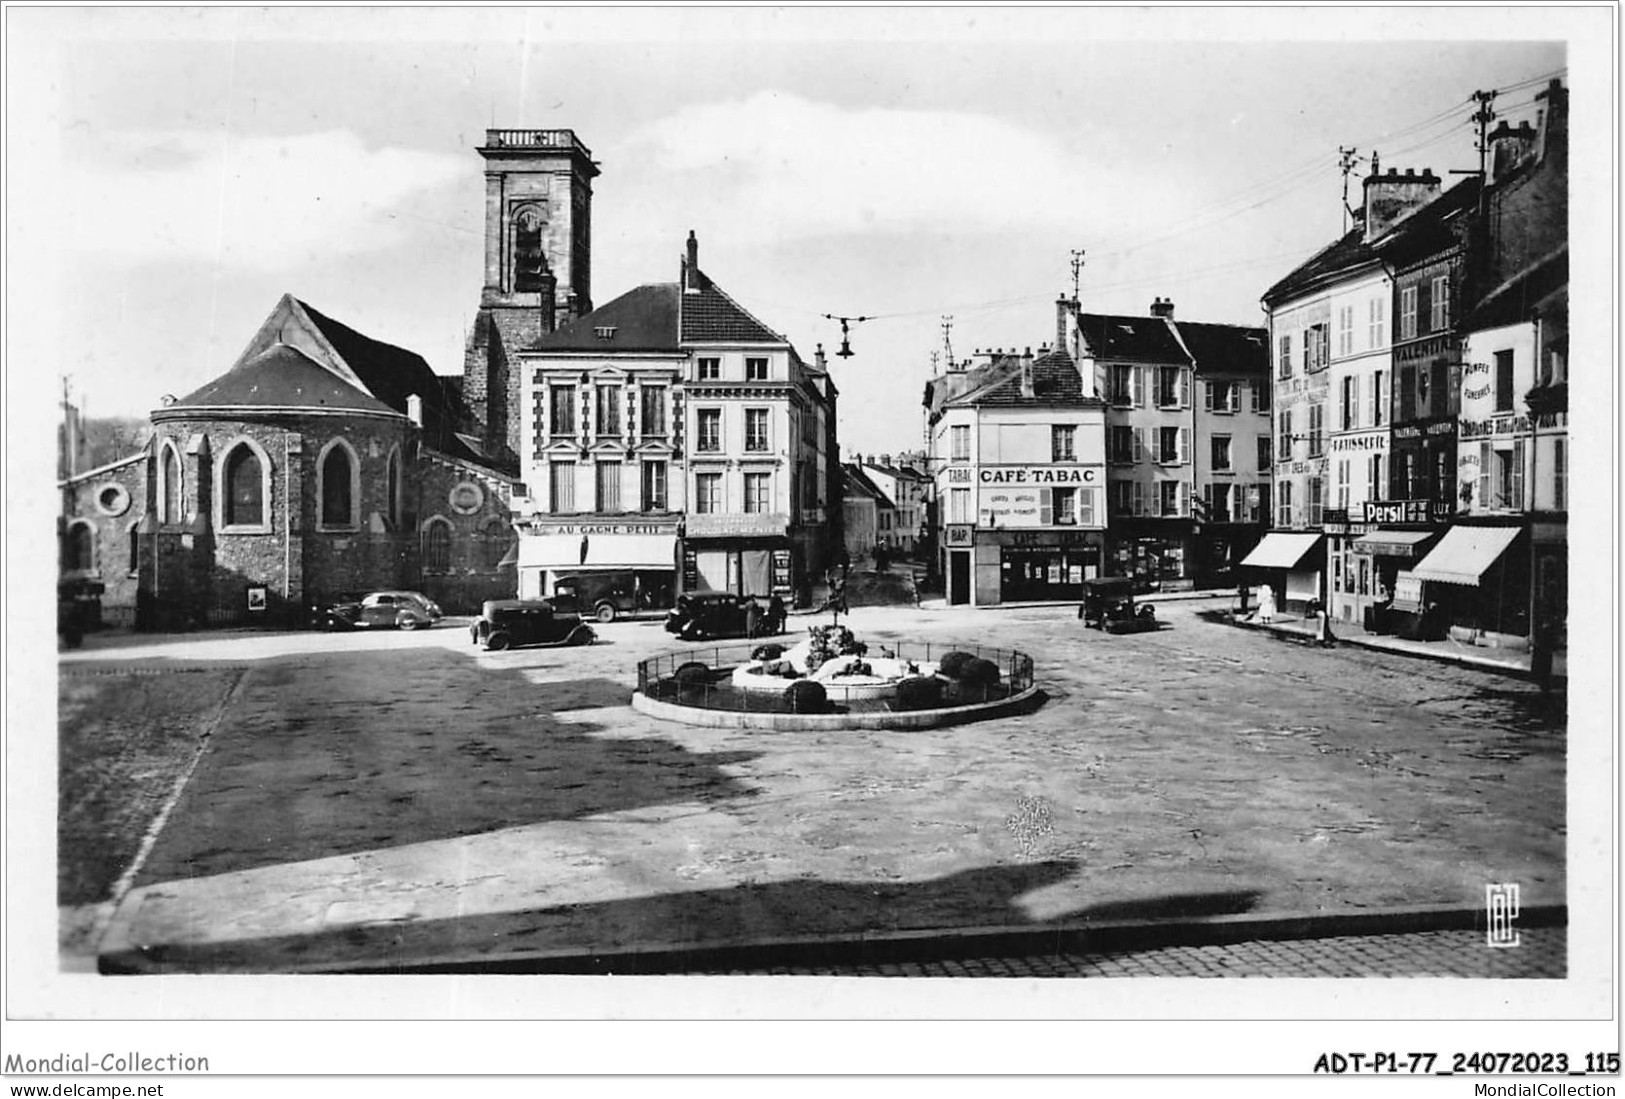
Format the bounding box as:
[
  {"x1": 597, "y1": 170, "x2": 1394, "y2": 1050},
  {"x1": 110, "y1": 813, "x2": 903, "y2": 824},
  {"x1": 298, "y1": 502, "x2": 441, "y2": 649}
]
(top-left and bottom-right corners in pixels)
[
  {"x1": 69, "y1": 597, "x2": 1570, "y2": 973},
  {"x1": 724, "y1": 928, "x2": 1567, "y2": 978}
]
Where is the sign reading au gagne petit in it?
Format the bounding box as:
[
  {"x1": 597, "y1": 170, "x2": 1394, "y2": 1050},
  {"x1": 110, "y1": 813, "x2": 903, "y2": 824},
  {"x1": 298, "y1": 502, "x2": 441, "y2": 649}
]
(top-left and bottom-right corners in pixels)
[{"x1": 526, "y1": 521, "x2": 680, "y2": 535}]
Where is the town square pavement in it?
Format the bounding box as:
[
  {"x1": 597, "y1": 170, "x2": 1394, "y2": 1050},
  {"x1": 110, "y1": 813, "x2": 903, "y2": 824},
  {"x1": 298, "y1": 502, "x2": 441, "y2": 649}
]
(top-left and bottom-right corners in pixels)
[{"x1": 70, "y1": 598, "x2": 1565, "y2": 972}]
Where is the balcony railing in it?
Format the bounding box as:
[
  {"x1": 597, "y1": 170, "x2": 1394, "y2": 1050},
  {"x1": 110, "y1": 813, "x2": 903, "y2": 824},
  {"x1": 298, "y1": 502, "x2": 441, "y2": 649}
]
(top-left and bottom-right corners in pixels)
[{"x1": 481, "y1": 129, "x2": 594, "y2": 157}]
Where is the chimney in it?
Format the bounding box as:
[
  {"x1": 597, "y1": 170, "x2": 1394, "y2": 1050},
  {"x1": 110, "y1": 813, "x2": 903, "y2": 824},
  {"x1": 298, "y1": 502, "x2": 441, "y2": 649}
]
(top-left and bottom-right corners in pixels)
[
  {"x1": 1019, "y1": 354, "x2": 1034, "y2": 398},
  {"x1": 407, "y1": 394, "x2": 424, "y2": 427},
  {"x1": 683, "y1": 230, "x2": 701, "y2": 294},
  {"x1": 815, "y1": 343, "x2": 827, "y2": 371},
  {"x1": 1533, "y1": 78, "x2": 1567, "y2": 167},
  {"x1": 1486, "y1": 120, "x2": 1536, "y2": 182},
  {"x1": 1362, "y1": 166, "x2": 1441, "y2": 242},
  {"x1": 1150, "y1": 296, "x2": 1175, "y2": 319},
  {"x1": 1056, "y1": 296, "x2": 1071, "y2": 353}
]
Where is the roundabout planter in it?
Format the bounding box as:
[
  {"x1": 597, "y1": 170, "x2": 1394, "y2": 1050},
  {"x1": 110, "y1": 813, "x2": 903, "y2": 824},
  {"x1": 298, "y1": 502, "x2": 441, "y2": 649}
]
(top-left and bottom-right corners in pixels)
[{"x1": 631, "y1": 631, "x2": 1039, "y2": 730}]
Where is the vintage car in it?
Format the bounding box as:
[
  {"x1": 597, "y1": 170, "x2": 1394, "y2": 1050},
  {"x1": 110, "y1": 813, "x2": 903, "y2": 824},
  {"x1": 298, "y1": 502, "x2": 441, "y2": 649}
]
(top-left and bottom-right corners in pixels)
[
  {"x1": 469, "y1": 599, "x2": 596, "y2": 651},
  {"x1": 550, "y1": 569, "x2": 675, "y2": 623},
  {"x1": 315, "y1": 590, "x2": 443, "y2": 631},
  {"x1": 663, "y1": 593, "x2": 787, "y2": 642},
  {"x1": 1078, "y1": 577, "x2": 1159, "y2": 634}
]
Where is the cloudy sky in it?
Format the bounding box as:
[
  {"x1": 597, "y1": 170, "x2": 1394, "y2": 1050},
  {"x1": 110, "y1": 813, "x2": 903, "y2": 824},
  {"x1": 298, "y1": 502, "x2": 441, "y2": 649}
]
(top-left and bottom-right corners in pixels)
[{"x1": 8, "y1": 7, "x2": 1592, "y2": 460}]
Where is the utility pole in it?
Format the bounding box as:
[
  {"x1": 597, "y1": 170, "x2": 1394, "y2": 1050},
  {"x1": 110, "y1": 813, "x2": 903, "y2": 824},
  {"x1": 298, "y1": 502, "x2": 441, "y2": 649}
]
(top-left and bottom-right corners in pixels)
[
  {"x1": 1338, "y1": 146, "x2": 1362, "y2": 233},
  {"x1": 1471, "y1": 89, "x2": 1499, "y2": 180},
  {"x1": 1069, "y1": 249, "x2": 1086, "y2": 304},
  {"x1": 940, "y1": 315, "x2": 955, "y2": 370}
]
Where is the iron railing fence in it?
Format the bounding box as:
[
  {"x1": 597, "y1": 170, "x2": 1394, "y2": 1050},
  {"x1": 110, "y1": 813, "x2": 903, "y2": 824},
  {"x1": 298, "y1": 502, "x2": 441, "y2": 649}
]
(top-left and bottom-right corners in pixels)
[{"x1": 636, "y1": 641, "x2": 1033, "y2": 714}]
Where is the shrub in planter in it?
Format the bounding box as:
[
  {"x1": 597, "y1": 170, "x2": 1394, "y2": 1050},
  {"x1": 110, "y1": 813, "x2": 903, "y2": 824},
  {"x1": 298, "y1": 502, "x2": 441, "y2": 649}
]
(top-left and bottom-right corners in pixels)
[
  {"x1": 673, "y1": 662, "x2": 712, "y2": 686},
  {"x1": 751, "y1": 643, "x2": 786, "y2": 662},
  {"x1": 893, "y1": 676, "x2": 944, "y2": 711},
  {"x1": 959, "y1": 657, "x2": 1001, "y2": 687},
  {"x1": 783, "y1": 678, "x2": 828, "y2": 713},
  {"x1": 936, "y1": 651, "x2": 977, "y2": 679}
]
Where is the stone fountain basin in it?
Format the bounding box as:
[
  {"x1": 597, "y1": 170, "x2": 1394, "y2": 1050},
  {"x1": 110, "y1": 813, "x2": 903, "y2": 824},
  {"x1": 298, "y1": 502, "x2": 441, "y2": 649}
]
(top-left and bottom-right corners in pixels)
[{"x1": 730, "y1": 655, "x2": 940, "y2": 702}]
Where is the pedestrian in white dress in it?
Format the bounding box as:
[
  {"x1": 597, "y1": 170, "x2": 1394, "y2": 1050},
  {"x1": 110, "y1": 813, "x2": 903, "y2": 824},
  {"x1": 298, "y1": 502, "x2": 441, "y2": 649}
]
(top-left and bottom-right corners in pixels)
[{"x1": 1257, "y1": 585, "x2": 1276, "y2": 625}]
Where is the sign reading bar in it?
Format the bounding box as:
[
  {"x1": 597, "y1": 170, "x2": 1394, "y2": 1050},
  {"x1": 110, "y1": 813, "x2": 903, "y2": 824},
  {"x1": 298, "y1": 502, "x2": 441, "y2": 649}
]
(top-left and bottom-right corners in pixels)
[{"x1": 944, "y1": 524, "x2": 974, "y2": 547}]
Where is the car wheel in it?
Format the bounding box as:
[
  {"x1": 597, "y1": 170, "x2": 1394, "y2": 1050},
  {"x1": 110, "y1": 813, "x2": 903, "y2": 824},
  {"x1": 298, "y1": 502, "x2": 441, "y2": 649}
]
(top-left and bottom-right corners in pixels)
[
  {"x1": 399, "y1": 616, "x2": 420, "y2": 631},
  {"x1": 595, "y1": 603, "x2": 616, "y2": 624},
  {"x1": 485, "y1": 631, "x2": 511, "y2": 651}
]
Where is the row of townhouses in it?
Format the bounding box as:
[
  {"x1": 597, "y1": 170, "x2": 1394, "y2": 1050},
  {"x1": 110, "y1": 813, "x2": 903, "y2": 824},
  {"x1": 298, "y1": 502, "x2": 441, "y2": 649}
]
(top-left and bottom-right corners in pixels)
[
  {"x1": 1247, "y1": 79, "x2": 1567, "y2": 650},
  {"x1": 57, "y1": 80, "x2": 1567, "y2": 645},
  {"x1": 922, "y1": 301, "x2": 1272, "y2": 606},
  {"x1": 58, "y1": 129, "x2": 840, "y2": 628}
]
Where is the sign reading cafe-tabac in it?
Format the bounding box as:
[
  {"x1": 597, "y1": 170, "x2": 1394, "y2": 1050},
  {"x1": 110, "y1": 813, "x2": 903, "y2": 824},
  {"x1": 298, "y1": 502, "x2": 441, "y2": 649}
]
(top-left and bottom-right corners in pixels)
[{"x1": 979, "y1": 466, "x2": 1099, "y2": 485}]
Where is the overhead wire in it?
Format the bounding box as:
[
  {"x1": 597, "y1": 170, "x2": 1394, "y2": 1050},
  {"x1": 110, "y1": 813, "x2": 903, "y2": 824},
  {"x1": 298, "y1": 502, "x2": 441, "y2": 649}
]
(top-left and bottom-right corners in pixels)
[{"x1": 825, "y1": 68, "x2": 1563, "y2": 328}]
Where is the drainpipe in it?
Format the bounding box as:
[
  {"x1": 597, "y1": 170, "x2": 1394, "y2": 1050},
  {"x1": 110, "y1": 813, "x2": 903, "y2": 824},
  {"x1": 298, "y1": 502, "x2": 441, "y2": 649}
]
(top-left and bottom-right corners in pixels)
[
  {"x1": 284, "y1": 436, "x2": 292, "y2": 605},
  {"x1": 1527, "y1": 312, "x2": 1541, "y2": 647}
]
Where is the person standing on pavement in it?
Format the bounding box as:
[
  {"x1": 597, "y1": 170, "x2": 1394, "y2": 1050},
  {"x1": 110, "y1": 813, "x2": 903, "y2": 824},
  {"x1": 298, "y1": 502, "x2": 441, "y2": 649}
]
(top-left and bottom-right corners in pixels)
[
  {"x1": 1257, "y1": 584, "x2": 1275, "y2": 625},
  {"x1": 1311, "y1": 596, "x2": 1337, "y2": 647}
]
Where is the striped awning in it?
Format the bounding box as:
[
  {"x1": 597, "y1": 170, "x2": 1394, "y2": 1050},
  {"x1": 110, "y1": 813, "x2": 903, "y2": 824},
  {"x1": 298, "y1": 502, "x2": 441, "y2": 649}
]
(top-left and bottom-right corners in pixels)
[
  {"x1": 1239, "y1": 532, "x2": 1323, "y2": 570},
  {"x1": 1409, "y1": 526, "x2": 1521, "y2": 586},
  {"x1": 1351, "y1": 530, "x2": 1437, "y2": 559}
]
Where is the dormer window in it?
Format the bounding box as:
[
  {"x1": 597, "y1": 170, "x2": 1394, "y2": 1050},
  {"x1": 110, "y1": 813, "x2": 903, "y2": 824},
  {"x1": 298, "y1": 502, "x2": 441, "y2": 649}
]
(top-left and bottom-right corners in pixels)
[{"x1": 595, "y1": 326, "x2": 617, "y2": 340}]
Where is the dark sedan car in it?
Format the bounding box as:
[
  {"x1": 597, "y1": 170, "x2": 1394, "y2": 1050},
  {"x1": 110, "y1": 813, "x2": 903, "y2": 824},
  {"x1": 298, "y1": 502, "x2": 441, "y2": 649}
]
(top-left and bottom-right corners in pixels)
[
  {"x1": 663, "y1": 593, "x2": 786, "y2": 641},
  {"x1": 314, "y1": 590, "x2": 443, "y2": 631},
  {"x1": 469, "y1": 599, "x2": 596, "y2": 651}
]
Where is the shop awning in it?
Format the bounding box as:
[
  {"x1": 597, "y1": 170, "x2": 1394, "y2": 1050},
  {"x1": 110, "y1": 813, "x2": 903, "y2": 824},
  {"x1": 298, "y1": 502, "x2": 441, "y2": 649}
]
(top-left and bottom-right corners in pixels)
[
  {"x1": 518, "y1": 532, "x2": 678, "y2": 570},
  {"x1": 1408, "y1": 526, "x2": 1520, "y2": 586},
  {"x1": 1239, "y1": 532, "x2": 1323, "y2": 570},
  {"x1": 1351, "y1": 530, "x2": 1437, "y2": 559}
]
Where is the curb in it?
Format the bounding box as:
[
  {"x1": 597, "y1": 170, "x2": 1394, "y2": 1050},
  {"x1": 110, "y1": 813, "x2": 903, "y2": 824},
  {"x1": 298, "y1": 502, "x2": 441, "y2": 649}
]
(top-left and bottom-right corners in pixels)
[
  {"x1": 101, "y1": 902, "x2": 1566, "y2": 975},
  {"x1": 1198, "y1": 610, "x2": 1563, "y2": 684},
  {"x1": 630, "y1": 683, "x2": 1044, "y2": 730}
]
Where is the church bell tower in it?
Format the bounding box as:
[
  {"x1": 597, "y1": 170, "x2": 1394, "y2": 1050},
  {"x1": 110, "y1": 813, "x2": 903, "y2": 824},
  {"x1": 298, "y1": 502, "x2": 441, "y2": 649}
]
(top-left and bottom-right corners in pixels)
[{"x1": 462, "y1": 128, "x2": 598, "y2": 466}]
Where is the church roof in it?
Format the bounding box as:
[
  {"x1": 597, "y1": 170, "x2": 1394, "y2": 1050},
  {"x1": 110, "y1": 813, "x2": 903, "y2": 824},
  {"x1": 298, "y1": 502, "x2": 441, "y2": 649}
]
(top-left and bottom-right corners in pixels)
[
  {"x1": 298, "y1": 299, "x2": 474, "y2": 451},
  {"x1": 530, "y1": 284, "x2": 682, "y2": 352},
  {"x1": 165, "y1": 343, "x2": 398, "y2": 414}
]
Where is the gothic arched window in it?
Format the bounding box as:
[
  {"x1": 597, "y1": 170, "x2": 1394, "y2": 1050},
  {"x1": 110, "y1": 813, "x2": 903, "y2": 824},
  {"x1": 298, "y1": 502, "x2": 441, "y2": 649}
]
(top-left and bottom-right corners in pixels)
[
  {"x1": 386, "y1": 446, "x2": 402, "y2": 529},
  {"x1": 480, "y1": 518, "x2": 512, "y2": 569},
  {"x1": 63, "y1": 521, "x2": 94, "y2": 573},
  {"x1": 160, "y1": 443, "x2": 183, "y2": 524},
  {"x1": 424, "y1": 518, "x2": 452, "y2": 573},
  {"x1": 319, "y1": 439, "x2": 358, "y2": 529},
  {"x1": 223, "y1": 442, "x2": 265, "y2": 528},
  {"x1": 513, "y1": 207, "x2": 549, "y2": 292}
]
